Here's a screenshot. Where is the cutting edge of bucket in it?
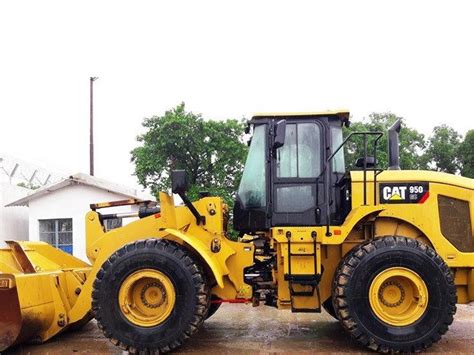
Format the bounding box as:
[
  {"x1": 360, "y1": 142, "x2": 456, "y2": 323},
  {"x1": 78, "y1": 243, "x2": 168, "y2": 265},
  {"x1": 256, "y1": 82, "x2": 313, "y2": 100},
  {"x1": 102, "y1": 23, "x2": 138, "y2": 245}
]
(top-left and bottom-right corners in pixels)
[{"x1": 0, "y1": 274, "x2": 22, "y2": 351}]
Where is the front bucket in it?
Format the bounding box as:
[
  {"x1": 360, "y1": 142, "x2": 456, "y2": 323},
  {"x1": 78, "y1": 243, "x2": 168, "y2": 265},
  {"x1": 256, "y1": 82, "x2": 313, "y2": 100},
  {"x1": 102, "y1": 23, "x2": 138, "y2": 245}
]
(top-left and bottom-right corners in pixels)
[
  {"x1": 0, "y1": 272, "x2": 63, "y2": 351},
  {"x1": 0, "y1": 274, "x2": 22, "y2": 351},
  {"x1": 0, "y1": 241, "x2": 93, "y2": 351}
]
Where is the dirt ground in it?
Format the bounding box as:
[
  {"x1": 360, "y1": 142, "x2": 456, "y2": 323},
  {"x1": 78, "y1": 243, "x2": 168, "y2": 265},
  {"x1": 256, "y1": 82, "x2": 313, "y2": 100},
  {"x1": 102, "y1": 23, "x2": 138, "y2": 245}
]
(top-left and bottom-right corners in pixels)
[{"x1": 5, "y1": 303, "x2": 474, "y2": 354}]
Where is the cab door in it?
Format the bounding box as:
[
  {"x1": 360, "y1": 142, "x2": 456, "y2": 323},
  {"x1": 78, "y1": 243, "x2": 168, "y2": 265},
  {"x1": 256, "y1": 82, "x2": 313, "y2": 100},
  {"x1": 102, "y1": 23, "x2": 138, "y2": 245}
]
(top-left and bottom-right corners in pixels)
[{"x1": 271, "y1": 120, "x2": 326, "y2": 226}]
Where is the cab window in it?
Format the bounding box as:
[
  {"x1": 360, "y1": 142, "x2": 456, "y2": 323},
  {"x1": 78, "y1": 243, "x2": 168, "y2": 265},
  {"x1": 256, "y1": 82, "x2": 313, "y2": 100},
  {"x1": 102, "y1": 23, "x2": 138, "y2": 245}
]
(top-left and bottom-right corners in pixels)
[
  {"x1": 331, "y1": 126, "x2": 345, "y2": 173},
  {"x1": 276, "y1": 123, "x2": 321, "y2": 178},
  {"x1": 274, "y1": 122, "x2": 321, "y2": 214}
]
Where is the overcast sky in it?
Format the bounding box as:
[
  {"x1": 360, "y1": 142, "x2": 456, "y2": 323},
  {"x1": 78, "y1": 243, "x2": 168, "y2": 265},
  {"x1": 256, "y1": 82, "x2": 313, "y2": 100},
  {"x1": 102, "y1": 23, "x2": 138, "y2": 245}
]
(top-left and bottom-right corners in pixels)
[{"x1": 1, "y1": 1, "x2": 473, "y2": 189}]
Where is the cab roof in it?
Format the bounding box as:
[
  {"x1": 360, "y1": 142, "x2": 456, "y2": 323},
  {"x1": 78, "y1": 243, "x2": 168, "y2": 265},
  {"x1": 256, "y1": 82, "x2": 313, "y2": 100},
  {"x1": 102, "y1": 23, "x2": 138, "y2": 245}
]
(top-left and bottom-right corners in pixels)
[{"x1": 252, "y1": 110, "x2": 350, "y2": 124}]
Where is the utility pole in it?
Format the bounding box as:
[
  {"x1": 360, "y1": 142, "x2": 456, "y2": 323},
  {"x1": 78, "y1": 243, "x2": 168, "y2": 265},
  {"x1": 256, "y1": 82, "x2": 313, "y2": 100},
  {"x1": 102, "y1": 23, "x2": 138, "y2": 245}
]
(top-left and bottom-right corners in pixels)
[{"x1": 89, "y1": 77, "x2": 98, "y2": 176}]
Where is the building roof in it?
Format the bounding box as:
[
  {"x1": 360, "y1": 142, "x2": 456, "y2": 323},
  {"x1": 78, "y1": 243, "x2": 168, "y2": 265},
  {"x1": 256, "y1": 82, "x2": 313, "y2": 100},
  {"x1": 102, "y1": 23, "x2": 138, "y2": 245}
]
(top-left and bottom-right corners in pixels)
[{"x1": 6, "y1": 173, "x2": 151, "y2": 207}]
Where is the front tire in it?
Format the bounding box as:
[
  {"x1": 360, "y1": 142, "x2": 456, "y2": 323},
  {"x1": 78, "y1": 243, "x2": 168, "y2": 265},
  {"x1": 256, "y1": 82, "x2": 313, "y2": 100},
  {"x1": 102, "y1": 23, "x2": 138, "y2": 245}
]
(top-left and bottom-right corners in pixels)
[
  {"x1": 332, "y1": 236, "x2": 456, "y2": 353},
  {"x1": 92, "y1": 239, "x2": 209, "y2": 354}
]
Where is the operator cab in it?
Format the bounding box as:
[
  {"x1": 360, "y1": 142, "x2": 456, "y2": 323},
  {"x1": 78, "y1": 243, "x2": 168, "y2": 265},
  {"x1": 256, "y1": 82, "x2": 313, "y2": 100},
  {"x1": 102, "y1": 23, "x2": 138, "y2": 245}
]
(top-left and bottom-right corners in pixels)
[{"x1": 233, "y1": 111, "x2": 351, "y2": 233}]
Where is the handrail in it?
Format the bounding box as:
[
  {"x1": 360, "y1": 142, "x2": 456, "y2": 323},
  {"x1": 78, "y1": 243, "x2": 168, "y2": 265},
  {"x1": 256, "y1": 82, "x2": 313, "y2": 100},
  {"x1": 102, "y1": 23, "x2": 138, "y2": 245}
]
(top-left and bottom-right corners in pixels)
[{"x1": 324, "y1": 131, "x2": 383, "y2": 236}]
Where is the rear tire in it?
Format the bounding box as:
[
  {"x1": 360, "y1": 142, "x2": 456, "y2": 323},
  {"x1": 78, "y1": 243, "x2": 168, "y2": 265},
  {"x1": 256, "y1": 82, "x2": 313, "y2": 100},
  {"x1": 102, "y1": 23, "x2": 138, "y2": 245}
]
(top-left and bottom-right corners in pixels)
[
  {"x1": 92, "y1": 239, "x2": 209, "y2": 354},
  {"x1": 332, "y1": 236, "x2": 456, "y2": 353}
]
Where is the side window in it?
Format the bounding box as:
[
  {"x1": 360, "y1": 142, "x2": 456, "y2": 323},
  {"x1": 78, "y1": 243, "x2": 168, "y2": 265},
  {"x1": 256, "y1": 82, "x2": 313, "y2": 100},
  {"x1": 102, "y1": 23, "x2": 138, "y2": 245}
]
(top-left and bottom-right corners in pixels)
[
  {"x1": 331, "y1": 126, "x2": 345, "y2": 173},
  {"x1": 276, "y1": 123, "x2": 321, "y2": 178},
  {"x1": 276, "y1": 124, "x2": 297, "y2": 177}
]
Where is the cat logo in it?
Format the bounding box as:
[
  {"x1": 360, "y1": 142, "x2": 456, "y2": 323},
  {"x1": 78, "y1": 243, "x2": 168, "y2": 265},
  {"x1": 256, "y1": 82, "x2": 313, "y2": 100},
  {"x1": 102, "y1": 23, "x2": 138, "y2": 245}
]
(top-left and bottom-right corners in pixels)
[
  {"x1": 379, "y1": 182, "x2": 429, "y2": 204},
  {"x1": 382, "y1": 186, "x2": 407, "y2": 201}
]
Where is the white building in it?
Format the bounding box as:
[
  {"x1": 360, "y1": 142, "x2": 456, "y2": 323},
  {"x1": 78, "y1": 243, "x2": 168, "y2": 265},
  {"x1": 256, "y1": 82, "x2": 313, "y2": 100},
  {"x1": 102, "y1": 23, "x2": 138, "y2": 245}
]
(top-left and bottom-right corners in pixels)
[
  {"x1": 0, "y1": 182, "x2": 30, "y2": 241},
  {"x1": 6, "y1": 173, "x2": 154, "y2": 262}
]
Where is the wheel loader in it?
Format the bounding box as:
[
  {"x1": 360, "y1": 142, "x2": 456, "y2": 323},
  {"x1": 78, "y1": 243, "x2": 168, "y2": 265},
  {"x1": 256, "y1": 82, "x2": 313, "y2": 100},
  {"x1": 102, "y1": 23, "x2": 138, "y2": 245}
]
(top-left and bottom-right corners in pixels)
[{"x1": 1, "y1": 111, "x2": 473, "y2": 353}]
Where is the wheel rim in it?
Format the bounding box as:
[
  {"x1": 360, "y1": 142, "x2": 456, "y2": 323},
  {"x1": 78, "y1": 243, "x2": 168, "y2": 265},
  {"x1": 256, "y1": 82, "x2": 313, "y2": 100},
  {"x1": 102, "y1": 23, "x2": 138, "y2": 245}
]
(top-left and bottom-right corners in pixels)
[
  {"x1": 369, "y1": 267, "x2": 428, "y2": 326},
  {"x1": 118, "y1": 269, "x2": 175, "y2": 327}
]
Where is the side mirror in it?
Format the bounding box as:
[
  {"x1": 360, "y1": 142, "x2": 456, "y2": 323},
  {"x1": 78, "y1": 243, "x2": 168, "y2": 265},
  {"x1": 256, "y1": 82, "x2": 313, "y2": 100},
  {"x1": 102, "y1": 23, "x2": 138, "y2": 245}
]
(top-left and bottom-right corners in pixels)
[
  {"x1": 171, "y1": 170, "x2": 188, "y2": 194},
  {"x1": 273, "y1": 120, "x2": 286, "y2": 150},
  {"x1": 244, "y1": 121, "x2": 251, "y2": 134},
  {"x1": 355, "y1": 156, "x2": 377, "y2": 168},
  {"x1": 171, "y1": 170, "x2": 205, "y2": 225}
]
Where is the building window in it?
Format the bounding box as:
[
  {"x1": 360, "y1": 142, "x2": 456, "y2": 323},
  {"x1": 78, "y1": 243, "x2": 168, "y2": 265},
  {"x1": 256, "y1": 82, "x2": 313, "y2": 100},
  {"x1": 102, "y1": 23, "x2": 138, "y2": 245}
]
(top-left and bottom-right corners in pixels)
[
  {"x1": 105, "y1": 217, "x2": 122, "y2": 231},
  {"x1": 39, "y1": 219, "x2": 73, "y2": 254}
]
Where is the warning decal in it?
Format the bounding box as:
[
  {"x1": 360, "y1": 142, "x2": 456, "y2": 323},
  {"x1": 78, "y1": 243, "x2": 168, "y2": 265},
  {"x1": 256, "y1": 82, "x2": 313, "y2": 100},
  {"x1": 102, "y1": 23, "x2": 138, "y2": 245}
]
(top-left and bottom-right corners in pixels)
[{"x1": 379, "y1": 182, "x2": 430, "y2": 204}]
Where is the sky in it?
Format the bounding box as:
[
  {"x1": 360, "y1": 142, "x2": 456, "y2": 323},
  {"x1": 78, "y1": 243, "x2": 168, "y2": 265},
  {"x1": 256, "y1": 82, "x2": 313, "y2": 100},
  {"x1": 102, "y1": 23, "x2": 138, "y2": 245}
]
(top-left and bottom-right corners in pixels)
[{"x1": 1, "y1": 1, "x2": 473, "y2": 190}]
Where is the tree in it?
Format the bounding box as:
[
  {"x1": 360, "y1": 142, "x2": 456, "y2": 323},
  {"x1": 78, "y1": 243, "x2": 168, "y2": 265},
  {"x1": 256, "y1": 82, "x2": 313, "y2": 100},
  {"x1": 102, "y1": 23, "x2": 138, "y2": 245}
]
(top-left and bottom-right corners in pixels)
[
  {"x1": 344, "y1": 112, "x2": 427, "y2": 170},
  {"x1": 458, "y1": 130, "x2": 474, "y2": 178},
  {"x1": 424, "y1": 125, "x2": 461, "y2": 174},
  {"x1": 16, "y1": 182, "x2": 40, "y2": 190},
  {"x1": 131, "y1": 103, "x2": 248, "y2": 206}
]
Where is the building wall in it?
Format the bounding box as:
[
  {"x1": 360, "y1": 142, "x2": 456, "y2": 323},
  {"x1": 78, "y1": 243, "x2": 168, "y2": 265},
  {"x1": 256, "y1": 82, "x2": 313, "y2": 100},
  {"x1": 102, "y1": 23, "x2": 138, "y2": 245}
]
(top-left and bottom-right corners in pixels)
[
  {"x1": 0, "y1": 182, "x2": 30, "y2": 243},
  {"x1": 28, "y1": 184, "x2": 140, "y2": 262}
]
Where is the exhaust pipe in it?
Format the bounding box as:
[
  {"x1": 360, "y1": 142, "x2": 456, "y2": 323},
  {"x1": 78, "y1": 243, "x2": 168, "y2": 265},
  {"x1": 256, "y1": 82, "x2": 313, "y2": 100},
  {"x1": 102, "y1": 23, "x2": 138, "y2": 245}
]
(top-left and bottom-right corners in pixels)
[{"x1": 388, "y1": 119, "x2": 402, "y2": 170}]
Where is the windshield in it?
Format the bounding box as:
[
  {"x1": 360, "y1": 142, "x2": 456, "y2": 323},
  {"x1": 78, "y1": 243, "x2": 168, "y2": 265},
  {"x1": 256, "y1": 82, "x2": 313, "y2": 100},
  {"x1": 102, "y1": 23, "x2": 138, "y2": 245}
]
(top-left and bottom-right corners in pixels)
[{"x1": 237, "y1": 124, "x2": 266, "y2": 208}]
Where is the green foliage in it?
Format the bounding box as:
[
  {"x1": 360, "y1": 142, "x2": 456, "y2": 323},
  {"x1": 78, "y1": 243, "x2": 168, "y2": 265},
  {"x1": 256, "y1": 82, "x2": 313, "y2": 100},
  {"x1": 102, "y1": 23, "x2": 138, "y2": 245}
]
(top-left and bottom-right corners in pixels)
[
  {"x1": 458, "y1": 130, "x2": 474, "y2": 178},
  {"x1": 16, "y1": 182, "x2": 40, "y2": 190},
  {"x1": 424, "y1": 125, "x2": 461, "y2": 174},
  {"x1": 344, "y1": 113, "x2": 426, "y2": 170},
  {"x1": 131, "y1": 103, "x2": 248, "y2": 206}
]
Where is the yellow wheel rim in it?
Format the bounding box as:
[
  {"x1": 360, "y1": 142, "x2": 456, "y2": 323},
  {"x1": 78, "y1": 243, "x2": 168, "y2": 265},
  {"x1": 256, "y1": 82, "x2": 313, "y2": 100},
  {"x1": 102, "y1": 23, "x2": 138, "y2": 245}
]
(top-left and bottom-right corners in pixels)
[
  {"x1": 118, "y1": 269, "x2": 175, "y2": 327},
  {"x1": 369, "y1": 267, "x2": 428, "y2": 327}
]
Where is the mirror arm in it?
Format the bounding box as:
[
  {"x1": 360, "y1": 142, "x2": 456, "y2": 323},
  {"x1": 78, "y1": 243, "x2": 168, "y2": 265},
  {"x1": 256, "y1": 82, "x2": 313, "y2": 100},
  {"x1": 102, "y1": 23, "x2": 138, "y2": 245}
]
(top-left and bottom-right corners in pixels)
[{"x1": 178, "y1": 192, "x2": 206, "y2": 225}]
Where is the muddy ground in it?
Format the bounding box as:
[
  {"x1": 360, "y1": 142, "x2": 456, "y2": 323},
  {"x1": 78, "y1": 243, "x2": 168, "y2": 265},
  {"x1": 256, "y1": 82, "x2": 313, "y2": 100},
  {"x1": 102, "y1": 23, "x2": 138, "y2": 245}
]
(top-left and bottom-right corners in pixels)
[{"x1": 5, "y1": 303, "x2": 474, "y2": 354}]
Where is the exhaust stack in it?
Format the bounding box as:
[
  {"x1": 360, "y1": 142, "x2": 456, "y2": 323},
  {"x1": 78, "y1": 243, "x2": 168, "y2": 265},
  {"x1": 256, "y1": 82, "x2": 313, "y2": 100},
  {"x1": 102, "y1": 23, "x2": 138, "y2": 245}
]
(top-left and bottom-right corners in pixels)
[{"x1": 388, "y1": 119, "x2": 402, "y2": 170}]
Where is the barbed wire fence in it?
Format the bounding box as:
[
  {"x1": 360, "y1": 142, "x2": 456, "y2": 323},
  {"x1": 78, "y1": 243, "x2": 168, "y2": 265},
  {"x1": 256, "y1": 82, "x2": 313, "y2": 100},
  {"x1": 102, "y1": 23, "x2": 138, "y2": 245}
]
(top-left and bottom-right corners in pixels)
[{"x1": 0, "y1": 154, "x2": 65, "y2": 189}]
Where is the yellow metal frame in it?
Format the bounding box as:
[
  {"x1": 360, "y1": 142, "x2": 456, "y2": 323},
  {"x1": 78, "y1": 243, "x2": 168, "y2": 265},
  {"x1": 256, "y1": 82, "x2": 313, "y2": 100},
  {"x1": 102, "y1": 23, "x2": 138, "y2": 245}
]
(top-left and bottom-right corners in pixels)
[
  {"x1": 269, "y1": 169, "x2": 473, "y2": 308},
  {"x1": 350, "y1": 170, "x2": 474, "y2": 267}
]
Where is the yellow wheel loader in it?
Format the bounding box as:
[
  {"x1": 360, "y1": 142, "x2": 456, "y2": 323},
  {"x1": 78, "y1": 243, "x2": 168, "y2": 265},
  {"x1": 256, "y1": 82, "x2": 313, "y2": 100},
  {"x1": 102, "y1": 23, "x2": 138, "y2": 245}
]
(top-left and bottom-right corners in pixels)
[{"x1": 1, "y1": 111, "x2": 473, "y2": 353}]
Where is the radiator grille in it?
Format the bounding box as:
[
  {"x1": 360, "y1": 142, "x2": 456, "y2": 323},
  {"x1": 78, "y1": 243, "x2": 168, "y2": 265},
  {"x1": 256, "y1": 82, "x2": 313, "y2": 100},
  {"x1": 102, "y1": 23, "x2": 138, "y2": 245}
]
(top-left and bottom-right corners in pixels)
[{"x1": 438, "y1": 195, "x2": 474, "y2": 252}]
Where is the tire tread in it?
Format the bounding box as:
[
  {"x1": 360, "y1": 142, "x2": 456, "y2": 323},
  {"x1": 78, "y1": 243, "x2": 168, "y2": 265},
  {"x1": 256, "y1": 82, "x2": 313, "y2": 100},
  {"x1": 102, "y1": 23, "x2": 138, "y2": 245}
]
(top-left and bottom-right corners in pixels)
[
  {"x1": 92, "y1": 238, "x2": 209, "y2": 354},
  {"x1": 332, "y1": 236, "x2": 457, "y2": 353}
]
